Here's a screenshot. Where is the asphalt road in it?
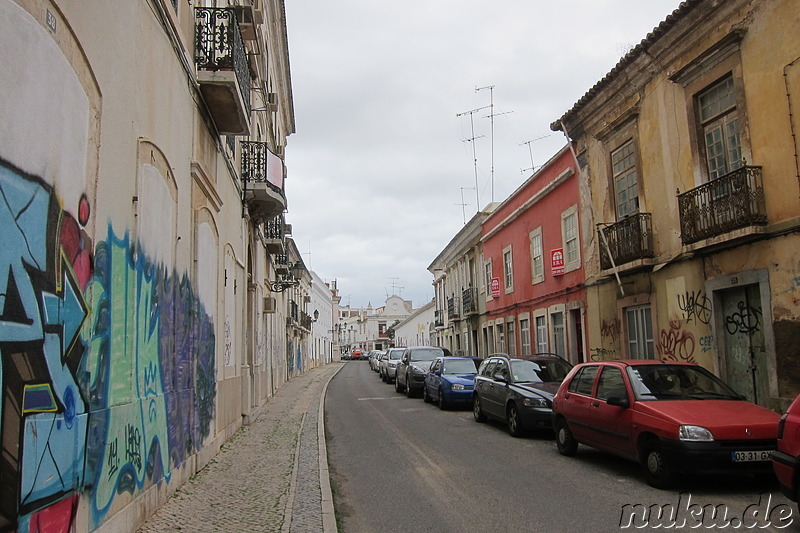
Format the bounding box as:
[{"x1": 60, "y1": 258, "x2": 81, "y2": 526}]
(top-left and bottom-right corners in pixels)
[{"x1": 325, "y1": 361, "x2": 795, "y2": 533}]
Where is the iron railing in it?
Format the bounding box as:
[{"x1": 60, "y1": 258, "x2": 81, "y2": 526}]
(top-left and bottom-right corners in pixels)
[
  {"x1": 598, "y1": 213, "x2": 655, "y2": 270},
  {"x1": 678, "y1": 166, "x2": 767, "y2": 245},
  {"x1": 195, "y1": 7, "x2": 251, "y2": 117},
  {"x1": 241, "y1": 141, "x2": 285, "y2": 193},
  {"x1": 447, "y1": 296, "x2": 460, "y2": 320},
  {"x1": 264, "y1": 214, "x2": 285, "y2": 240},
  {"x1": 462, "y1": 287, "x2": 478, "y2": 315}
]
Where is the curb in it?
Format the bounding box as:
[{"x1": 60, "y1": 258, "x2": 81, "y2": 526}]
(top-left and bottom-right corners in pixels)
[{"x1": 319, "y1": 363, "x2": 345, "y2": 533}]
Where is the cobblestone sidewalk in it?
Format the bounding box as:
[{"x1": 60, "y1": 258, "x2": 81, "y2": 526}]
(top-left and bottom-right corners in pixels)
[{"x1": 137, "y1": 363, "x2": 343, "y2": 533}]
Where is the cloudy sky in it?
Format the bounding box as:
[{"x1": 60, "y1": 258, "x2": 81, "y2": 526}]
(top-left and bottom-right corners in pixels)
[{"x1": 283, "y1": 1, "x2": 681, "y2": 310}]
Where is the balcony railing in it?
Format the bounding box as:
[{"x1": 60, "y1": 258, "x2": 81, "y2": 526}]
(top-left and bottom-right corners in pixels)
[
  {"x1": 274, "y1": 254, "x2": 290, "y2": 274},
  {"x1": 678, "y1": 166, "x2": 767, "y2": 245},
  {"x1": 195, "y1": 7, "x2": 251, "y2": 135},
  {"x1": 264, "y1": 214, "x2": 286, "y2": 253},
  {"x1": 598, "y1": 213, "x2": 655, "y2": 270},
  {"x1": 462, "y1": 287, "x2": 478, "y2": 315},
  {"x1": 241, "y1": 141, "x2": 287, "y2": 220},
  {"x1": 447, "y1": 296, "x2": 460, "y2": 320}
]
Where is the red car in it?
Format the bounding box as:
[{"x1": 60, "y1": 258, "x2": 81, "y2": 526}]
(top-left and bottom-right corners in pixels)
[
  {"x1": 552, "y1": 360, "x2": 780, "y2": 488},
  {"x1": 350, "y1": 350, "x2": 363, "y2": 360},
  {"x1": 773, "y1": 395, "x2": 800, "y2": 509}
]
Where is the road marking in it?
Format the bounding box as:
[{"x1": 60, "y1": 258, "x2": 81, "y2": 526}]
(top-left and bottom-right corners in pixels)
[{"x1": 357, "y1": 397, "x2": 404, "y2": 401}]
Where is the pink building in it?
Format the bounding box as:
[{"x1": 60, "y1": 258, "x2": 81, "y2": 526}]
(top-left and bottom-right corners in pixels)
[{"x1": 481, "y1": 145, "x2": 587, "y2": 364}]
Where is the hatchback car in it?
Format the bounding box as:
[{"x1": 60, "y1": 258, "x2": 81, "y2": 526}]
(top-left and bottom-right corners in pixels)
[
  {"x1": 423, "y1": 356, "x2": 482, "y2": 409},
  {"x1": 395, "y1": 346, "x2": 452, "y2": 397},
  {"x1": 380, "y1": 348, "x2": 405, "y2": 383},
  {"x1": 472, "y1": 354, "x2": 573, "y2": 436},
  {"x1": 552, "y1": 360, "x2": 781, "y2": 488},
  {"x1": 773, "y1": 395, "x2": 800, "y2": 509}
]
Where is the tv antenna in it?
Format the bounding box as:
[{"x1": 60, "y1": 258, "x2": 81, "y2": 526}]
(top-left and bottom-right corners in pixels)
[
  {"x1": 456, "y1": 187, "x2": 474, "y2": 225},
  {"x1": 387, "y1": 277, "x2": 404, "y2": 297},
  {"x1": 456, "y1": 105, "x2": 489, "y2": 211},
  {"x1": 476, "y1": 85, "x2": 512, "y2": 203},
  {"x1": 519, "y1": 135, "x2": 551, "y2": 175}
]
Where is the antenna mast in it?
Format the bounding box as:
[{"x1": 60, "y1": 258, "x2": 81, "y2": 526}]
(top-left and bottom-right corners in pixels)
[
  {"x1": 457, "y1": 105, "x2": 489, "y2": 211},
  {"x1": 519, "y1": 135, "x2": 550, "y2": 175},
  {"x1": 476, "y1": 85, "x2": 495, "y2": 202}
]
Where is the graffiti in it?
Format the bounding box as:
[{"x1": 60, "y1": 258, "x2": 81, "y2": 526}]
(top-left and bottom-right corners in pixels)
[
  {"x1": 699, "y1": 335, "x2": 714, "y2": 353},
  {"x1": 793, "y1": 277, "x2": 800, "y2": 290},
  {"x1": 224, "y1": 320, "x2": 233, "y2": 366},
  {"x1": 1, "y1": 160, "x2": 216, "y2": 531},
  {"x1": 600, "y1": 318, "x2": 620, "y2": 341},
  {"x1": 677, "y1": 290, "x2": 712, "y2": 325},
  {"x1": 725, "y1": 300, "x2": 762, "y2": 335},
  {"x1": 658, "y1": 320, "x2": 696, "y2": 363},
  {"x1": 590, "y1": 347, "x2": 618, "y2": 361}
]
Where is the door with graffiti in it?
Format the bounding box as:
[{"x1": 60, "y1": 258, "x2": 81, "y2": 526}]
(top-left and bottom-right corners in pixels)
[{"x1": 720, "y1": 284, "x2": 768, "y2": 405}]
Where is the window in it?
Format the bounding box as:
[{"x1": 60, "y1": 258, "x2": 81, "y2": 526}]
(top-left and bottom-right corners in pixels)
[
  {"x1": 611, "y1": 140, "x2": 639, "y2": 219},
  {"x1": 596, "y1": 367, "x2": 626, "y2": 400},
  {"x1": 699, "y1": 75, "x2": 742, "y2": 180},
  {"x1": 529, "y1": 228, "x2": 544, "y2": 284},
  {"x1": 507, "y1": 320, "x2": 516, "y2": 355},
  {"x1": 535, "y1": 315, "x2": 548, "y2": 353},
  {"x1": 520, "y1": 318, "x2": 531, "y2": 354},
  {"x1": 550, "y1": 311, "x2": 565, "y2": 357},
  {"x1": 503, "y1": 245, "x2": 513, "y2": 291},
  {"x1": 567, "y1": 365, "x2": 599, "y2": 395},
  {"x1": 497, "y1": 323, "x2": 504, "y2": 353},
  {"x1": 626, "y1": 305, "x2": 654, "y2": 358},
  {"x1": 561, "y1": 206, "x2": 580, "y2": 271},
  {"x1": 484, "y1": 258, "x2": 493, "y2": 298}
]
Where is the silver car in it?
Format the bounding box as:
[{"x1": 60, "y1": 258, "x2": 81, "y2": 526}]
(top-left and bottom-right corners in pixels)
[{"x1": 380, "y1": 348, "x2": 405, "y2": 383}]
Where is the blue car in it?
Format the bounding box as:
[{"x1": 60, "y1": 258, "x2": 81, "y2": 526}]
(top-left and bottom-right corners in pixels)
[{"x1": 423, "y1": 356, "x2": 482, "y2": 409}]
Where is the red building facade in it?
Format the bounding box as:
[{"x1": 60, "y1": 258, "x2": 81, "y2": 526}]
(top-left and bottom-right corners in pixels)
[{"x1": 481, "y1": 145, "x2": 587, "y2": 363}]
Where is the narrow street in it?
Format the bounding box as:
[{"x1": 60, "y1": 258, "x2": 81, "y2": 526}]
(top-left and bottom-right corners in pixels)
[{"x1": 326, "y1": 362, "x2": 794, "y2": 532}]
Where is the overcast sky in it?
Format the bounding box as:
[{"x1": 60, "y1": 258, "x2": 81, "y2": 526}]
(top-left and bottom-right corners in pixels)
[{"x1": 283, "y1": 1, "x2": 681, "y2": 310}]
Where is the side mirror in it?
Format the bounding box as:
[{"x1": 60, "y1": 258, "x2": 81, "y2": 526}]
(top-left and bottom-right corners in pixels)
[
  {"x1": 494, "y1": 374, "x2": 508, "y2": 384},
  {"x1": 606, "y1": 396, "x2": 630, "y2": 408}
]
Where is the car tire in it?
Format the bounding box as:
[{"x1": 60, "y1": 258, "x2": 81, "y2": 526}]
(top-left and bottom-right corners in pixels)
[
  {"x1": 437, "y1": 388, "x2": 448, "y2": 410},
  {"x1": 507, "y1": 403, "x2": 526, "y2": 437},
  {"x1": 423, "y1": 385, "x2": 432, "y2": 403},
  {"x1": 395, "y1": 375, "x2": 404, "y2": 393},
  {"x1": 405, "y1": 374, "x2": 415, "y2": 398},
  {"x1": 642, "y1": 440, "x2": 676, "y2": 489},
  {"x1": 473, "y1": 395, "x2": 486, "y2": 422},
  {"x1": 555, "y1": 418, "x2": 578, "y2": 456}
]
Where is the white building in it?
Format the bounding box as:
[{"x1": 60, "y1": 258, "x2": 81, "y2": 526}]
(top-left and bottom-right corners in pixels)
[{"x1": 394, "y1": 299, "x2": 436, "y2": 348}]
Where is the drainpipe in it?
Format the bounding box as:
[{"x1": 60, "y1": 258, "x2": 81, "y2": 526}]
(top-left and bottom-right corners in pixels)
[{"x1": 783, "y1": 56, "x2": 800, "y2": 198}]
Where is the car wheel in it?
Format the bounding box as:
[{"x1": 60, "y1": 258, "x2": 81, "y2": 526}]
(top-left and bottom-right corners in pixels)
[
  {"x1": 507, "y1": 403, "x2": 525, "y2": 437},
  {"x1": 381, "y1": 371, "x2": 386, "y2": 382},
  {"x1": 473, "y1": 395, "x2": 486, "y2": 422},
  {"x1": 405, "y1": 374, "x2": 415, "y2": 398},
  {"x1": 395, "y1": 375, "x2": 404, "y2": 393},
  {"x1": 438, "y1": 388, "x2": 448, "y2": 410},
  {"x1": 642, "y1": 440, "x2": 675, "y2": 489},
  {"x1": 555, "y1": 418, "x2": 578, "y2": 456},
  {"x1": 423, "y1": 385, "x2": 432, "y2": 403}
]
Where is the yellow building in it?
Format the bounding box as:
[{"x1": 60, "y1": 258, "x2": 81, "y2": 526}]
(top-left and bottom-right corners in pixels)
[{"x1": 552, "y1": 0, "x2": 800, "y2": 410}]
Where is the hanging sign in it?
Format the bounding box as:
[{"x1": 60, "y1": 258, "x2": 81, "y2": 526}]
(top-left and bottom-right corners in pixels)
[
  {"x1": 490, "y1": 277, "x2": 501, "y2": 298},
  {"x1": 551, "y1": 248, "x2": 565, "y2": 276}
]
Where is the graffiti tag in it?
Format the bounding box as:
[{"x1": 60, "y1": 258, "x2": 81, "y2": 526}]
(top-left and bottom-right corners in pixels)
[
  {"x1": 725, "y1": 300, "x2": 762, "y2": 335},
  {"x1": 677, "y1": 290, "x2": 712, "y2": 325}
]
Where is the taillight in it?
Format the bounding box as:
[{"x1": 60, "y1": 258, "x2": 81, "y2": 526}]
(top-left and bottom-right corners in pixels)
[{"x1": 777, "y1": 414, "x2": 787, "y2": 440}]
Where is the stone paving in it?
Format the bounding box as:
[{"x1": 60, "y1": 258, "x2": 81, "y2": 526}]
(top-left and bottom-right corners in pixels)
[{"x1": 137, "y1": 363, "x2": 343, "y2": 533}]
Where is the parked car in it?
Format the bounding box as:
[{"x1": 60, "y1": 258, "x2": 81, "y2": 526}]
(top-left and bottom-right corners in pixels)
[
  {"x1": 423, "y1": 356, "x2": 482, "y2": 409},
  {"x1": 350, "y1": 349, "x2": 364, "y2": 361},
  {"x1": 368, "y1": 350, "x2": 384, "y2": 372},
  {"x1": 380, "y1": 348, "x2": 405, "y2": 383},
  {"x1": 472, "y1": 354, "x2": 572, "y2": 436},
  {"x1": 773, "y1": 395, "x2": 800, "y2": 510},
  {"x1": 552, "y1": 360, "x2": 781, "y2": 488},
  {"x1": 396, "y1": 346, "x2": 452, "y2": 397}
]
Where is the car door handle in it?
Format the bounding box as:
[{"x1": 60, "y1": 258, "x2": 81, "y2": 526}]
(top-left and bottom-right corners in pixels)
[{"x1": 591, "y1": 401, "x2": 601, "y2": 407}]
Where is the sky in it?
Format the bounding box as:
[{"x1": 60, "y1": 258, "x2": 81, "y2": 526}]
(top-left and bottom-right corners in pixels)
[{"x1": 282, "y1": 0, "x2": 682, "y2": 310}]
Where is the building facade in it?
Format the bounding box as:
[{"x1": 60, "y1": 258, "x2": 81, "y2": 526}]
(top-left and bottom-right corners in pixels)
[
  {"x1": 393, "y1": 300, "x2": 436, "y2": 349},
  {"x1": 551, "y1": 0, "x2": 800, "y2": 410},
  {"x1": 0, "y1": 1, "x2": 312, "y2": 531}
]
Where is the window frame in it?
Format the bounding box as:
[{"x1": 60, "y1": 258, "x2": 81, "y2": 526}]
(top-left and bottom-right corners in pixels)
[
  {"x1": 503, "y1": 245, "x2": 514, "y2": 293},
  {"x1": 529, "y1": 227, "x2": 544, "y2": 285},
  {"x1": 561, "y1": 205, "x2": 580, "y2": 272}
]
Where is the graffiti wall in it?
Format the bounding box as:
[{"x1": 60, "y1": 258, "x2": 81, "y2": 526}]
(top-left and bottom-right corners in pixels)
[{"x1": 0, "y1": 160, "x2": 217, "y2": 532}]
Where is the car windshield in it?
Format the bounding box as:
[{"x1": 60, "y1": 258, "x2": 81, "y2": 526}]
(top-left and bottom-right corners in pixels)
[
  {"x1": 389, "y1": 350, "x2": 403, "y2": 360},
  {"x1": 532, "y1": 358, "x2": 572, "y2": 382},
  {"x1": 411, "y1": 348, "x2": 446, "y2": 362},
  {"x1": 627, "y1": 364, "x2": 741, "y2": 400},
  {"x1": 442, "y1": 359, "x2": 479, "y2": 374},
  {"x1": 510, "y1": 360, "x2": 544, "y2": 383}
]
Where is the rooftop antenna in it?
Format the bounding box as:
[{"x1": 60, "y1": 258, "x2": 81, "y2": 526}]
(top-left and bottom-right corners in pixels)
[
  {"x1": 387, "y1": 277, "x2": 404, "y2": 297},
  {"x1": 475, "y1": 85, "x2": 495, "y2": 202},
  {"x1": 457, "y1": 187, "x2": 474, "y2": 225},
  {"x1": 519, "y1": 135, "x2": 551, "y2": 175},
  {"x1": 457, "y1": 105, "x2": 490, "y2": 211}
]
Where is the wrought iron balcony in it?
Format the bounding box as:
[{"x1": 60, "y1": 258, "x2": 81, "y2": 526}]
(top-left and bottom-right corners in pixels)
[
  {"x1": 274, "y1": 254, "x2": 290, "y2": 274},
  {"x1": 462, "y1": 287, "x2": 479, "y2": 316},
  {"x1": 434, "y1": 310, "x2": 444, "y2": 328},
  {"x1": 241, "y1": 141, "x2": 287, "y2": 221},
  {"x1": 678, "y1": 166, "x2": 767, "y2": 245},
  {"x1": 264, "y1": 214, "x2": 286, "y2": 254},
  {"x1": 195, "y1": 7, "x2": 251, "y2": 135},
  {"x1": 598, "y1": 213, "x2": 655, "y2": 270},
  {"x1": 447, "y1": 296, "x2": 460, "y2": 320}
]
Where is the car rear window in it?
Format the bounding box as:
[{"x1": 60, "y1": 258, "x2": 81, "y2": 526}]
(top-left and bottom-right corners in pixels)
[
  {"x1": 389, "y1": 350, "x2": 403, "y2": 360},
  {"x1": 410, "y1": 347, "x2": 447, "y2": 361},
  {"x1": 567, "y1": 366, "x2": 599, "y2": 395},
  {"x1": 443, "y1": 359, "x2": 479, "y2": 374}
]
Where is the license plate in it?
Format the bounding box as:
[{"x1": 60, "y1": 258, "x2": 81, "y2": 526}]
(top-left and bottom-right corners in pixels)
[{"x1": 731, "y1": 450, "x2": 773, "y2": 462}]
